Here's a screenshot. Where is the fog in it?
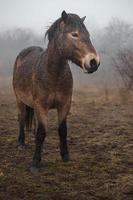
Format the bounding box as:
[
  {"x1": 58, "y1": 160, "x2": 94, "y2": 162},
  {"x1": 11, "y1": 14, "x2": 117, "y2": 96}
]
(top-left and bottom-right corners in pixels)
[
  {"x1": 0, "y1": 0, "x2": 133, "y2": 91},
  {"x1": 0, "y1": 0, "x2": 133, "y2": 32}
]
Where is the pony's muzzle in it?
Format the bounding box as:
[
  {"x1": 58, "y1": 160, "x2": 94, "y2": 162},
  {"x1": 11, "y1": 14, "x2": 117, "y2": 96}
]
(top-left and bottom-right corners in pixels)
[{"x1": 83, "y1": 54, "x2": 100, "y2": 73}]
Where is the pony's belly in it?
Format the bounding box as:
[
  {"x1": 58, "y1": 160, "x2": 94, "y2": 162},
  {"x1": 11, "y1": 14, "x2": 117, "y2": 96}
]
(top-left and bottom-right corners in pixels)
[{"x1": 15, "y1": 89, "x2": 33, "y2": 108}]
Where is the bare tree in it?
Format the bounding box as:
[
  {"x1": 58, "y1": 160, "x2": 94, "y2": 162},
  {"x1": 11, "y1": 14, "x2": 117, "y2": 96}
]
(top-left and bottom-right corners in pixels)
[
  {"x1": 113, "y1": 49, "x2": 133, "y2": 90},
  {"x1": 102, "y1": 18, "x2": 133, "y2": 55},
  {"x1": 99, "y1": 18, "x2": 133, "y2": 89}
]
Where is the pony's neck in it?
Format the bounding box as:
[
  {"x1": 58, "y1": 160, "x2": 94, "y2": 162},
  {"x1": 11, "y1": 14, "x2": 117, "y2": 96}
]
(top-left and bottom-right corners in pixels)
[{"x1": 46, "y1": 40, "x2": 67, "y2": 76}]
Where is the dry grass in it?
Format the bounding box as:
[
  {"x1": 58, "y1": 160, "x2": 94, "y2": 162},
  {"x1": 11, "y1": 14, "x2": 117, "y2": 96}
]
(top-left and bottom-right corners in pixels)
[{"x1": 0, "y1": 87, "x2": 133, "y2": 200}]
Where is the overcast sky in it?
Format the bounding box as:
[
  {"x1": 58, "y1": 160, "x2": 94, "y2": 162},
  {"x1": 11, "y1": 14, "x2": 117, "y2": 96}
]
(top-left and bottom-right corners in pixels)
[{"x1": 0, "y1": 0, "x2": 133, "y2": 33}]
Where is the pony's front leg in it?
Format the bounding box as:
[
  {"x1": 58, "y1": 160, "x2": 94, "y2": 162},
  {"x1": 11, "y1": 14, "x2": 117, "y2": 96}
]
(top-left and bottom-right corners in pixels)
[
  {"x1": 58, "y1": 105, "x2": 70, "y2": 162},
  {"x1": 30, "y1": 105, "x2": 48, "y2": 173}
]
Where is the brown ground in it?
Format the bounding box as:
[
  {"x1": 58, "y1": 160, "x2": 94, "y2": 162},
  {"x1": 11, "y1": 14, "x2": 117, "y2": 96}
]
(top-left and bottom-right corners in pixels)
[{"x1": 0, "y1": 86, "x2": 133, "y2": 200}]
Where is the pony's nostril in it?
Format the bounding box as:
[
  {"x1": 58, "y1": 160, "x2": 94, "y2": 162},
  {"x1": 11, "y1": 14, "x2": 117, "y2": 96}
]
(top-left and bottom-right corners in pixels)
[
  {"x1": 84, "y1": 57, "x2": 100, "y2": 73},
  {"x1": 90, "y1": 59, "x2": 98, "y2": 69}
]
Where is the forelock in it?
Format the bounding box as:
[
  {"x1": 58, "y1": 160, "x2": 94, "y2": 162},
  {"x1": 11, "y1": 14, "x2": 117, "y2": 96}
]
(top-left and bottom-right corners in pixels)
[{"x1": 45, "y1": 13, "x2": 88, "y2": 42}]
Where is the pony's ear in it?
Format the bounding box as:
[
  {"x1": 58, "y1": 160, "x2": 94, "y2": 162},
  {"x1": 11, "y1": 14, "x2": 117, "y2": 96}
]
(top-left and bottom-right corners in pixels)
[
  {"x1": 61, "y1": 10, "x2": 68, "y2": 22},
  {"x1": 81, "y1": 16, "x2": 86, "y2": 22}
]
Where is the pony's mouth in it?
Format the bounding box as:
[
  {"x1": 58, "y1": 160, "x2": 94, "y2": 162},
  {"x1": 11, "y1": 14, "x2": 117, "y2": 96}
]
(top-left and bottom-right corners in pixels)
[
  {"x1": 82, "y1": 64, "x2": 99, "y2": 74},
  {"x1": 70, "y1": 58, "x2": 99, "y2": 74}
]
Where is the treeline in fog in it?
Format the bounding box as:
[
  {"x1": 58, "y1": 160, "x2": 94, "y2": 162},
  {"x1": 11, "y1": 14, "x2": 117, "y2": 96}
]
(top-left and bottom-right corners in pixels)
[
  {"x1": 0, "y1": 18, "x2": 133, "y2": 90},
  {"x1": 0, "y1": 28, "x2": 43, "y2": 76}
]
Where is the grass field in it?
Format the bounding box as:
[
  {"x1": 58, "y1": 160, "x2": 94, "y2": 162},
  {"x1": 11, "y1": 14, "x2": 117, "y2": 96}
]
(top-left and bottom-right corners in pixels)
[{"x1": 0, "y1": 86, "x2": 133, "y2": 200}]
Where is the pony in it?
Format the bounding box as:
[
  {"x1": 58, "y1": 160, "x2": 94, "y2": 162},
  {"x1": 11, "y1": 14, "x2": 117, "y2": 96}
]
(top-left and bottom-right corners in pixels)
[{"x1": 13, "y1": 11, "x2": 100, "y2": 173}]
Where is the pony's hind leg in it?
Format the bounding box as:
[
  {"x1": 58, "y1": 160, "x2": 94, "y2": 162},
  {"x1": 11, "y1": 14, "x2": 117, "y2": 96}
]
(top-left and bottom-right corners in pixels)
[
  {"x1": 16, "y1": 100, "x2": 27, "y2": 150},
  {"x1": 58, "y1": 105, "x2": 70, "y2": 162}
]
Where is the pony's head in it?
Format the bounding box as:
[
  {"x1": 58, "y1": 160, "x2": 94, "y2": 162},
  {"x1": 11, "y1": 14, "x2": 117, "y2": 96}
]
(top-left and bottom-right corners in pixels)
[{"x1": 45, "y1": 11, "x2": 100, "y2": 73}]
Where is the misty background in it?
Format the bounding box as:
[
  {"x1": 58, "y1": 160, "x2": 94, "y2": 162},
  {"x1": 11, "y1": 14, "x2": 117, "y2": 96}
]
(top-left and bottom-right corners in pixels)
[{"x1": 0, "y1": 0, "x2": 133, "y2": 91}]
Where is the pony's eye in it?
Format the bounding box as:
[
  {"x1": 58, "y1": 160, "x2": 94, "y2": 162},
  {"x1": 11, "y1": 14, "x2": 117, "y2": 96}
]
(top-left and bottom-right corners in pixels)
[{"x1": 71, "y1": 32, "x2": 79, "y2": 38}]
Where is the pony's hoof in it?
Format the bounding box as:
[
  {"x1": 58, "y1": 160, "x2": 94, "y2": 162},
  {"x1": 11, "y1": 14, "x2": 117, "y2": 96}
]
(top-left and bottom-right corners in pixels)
[
  {"x1": 17, "y1": 144, "x2": 27, "y2": 150},
  {"x1": 30, "y1": 166, "x2": 39, "y2": 174},
  {"x1": 62, "y1": 154, "x2": 70, "y2": 162}
]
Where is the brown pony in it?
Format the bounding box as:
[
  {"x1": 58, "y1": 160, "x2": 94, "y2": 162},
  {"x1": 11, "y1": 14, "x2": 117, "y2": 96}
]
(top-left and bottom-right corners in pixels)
[{"x1": 13, "y1": 11, "x2": 100, "y2": 173}]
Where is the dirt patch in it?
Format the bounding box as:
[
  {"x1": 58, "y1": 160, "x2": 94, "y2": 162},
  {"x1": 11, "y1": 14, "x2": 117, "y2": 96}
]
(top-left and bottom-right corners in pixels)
[{"x1": 0, "y1": 89, "x2": 133, "y2": 200}]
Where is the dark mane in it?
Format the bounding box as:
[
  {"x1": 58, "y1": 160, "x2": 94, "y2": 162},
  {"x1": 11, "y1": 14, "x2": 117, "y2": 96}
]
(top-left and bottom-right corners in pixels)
[
  {"x1": 45, "y1": 14, "x2": 87, "y2": 42},
  {"x1": 45, "y1": 18, "x2": 61, "y2": 42}
]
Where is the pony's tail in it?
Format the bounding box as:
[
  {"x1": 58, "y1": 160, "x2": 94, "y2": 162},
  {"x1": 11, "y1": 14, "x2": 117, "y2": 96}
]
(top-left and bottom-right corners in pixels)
[{"x1": 25, "y1": 105, "x2": 34, "y2": 131}]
